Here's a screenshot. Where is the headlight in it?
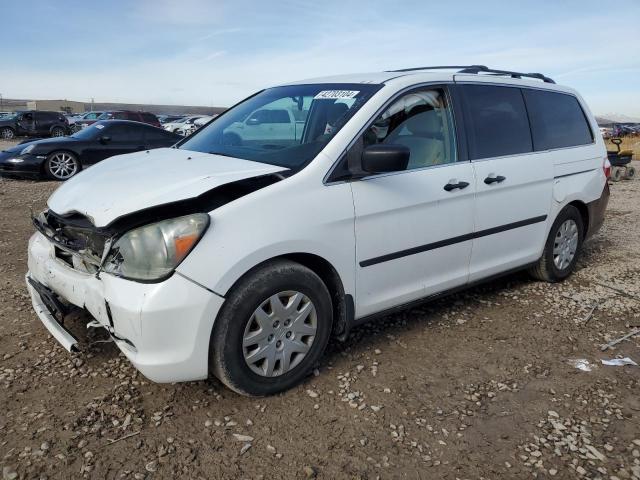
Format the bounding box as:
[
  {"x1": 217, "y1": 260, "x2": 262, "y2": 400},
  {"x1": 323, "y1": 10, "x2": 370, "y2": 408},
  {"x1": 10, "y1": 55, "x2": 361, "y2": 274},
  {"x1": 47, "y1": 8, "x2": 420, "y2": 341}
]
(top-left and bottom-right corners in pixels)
[
  {"x1": 102, "y1": 213, "x2": 209, "y2": 281},
  {"x1": 20, "y1": 144, "x2": 35, "y2": 155}
]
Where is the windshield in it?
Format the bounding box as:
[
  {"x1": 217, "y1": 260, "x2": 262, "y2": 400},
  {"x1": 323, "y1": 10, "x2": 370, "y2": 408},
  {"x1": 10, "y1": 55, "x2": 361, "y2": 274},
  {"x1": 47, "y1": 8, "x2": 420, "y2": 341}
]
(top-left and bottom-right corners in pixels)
[
  {"x1": 179, "y1": 83, "x2": 382, "y2": 169},
  {"x1": 71, "y1": 122, "x2": 107, "y2": 140}
]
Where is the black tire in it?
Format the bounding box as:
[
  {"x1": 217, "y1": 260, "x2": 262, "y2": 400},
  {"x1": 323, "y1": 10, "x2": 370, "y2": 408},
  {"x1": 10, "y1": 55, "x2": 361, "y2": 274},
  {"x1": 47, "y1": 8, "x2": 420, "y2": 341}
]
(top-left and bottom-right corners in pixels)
[
  {"x1": 0, "y1": 127, "x2": 15, "y2": 140},
  {"x1": 625, "y1": 166, "x2": 636, "y2": 180},
  {"x1": 529, "y1": 205, "x2": 584, "y2": 282},
  {"x1": 50, "y1": 126, "x2": 65, "y2": 137},
  {"x1": 44, "y1": 151, "x2": 81, "y2": 180},
  {"x1": 210, "y1": 259, "x2": 333, "y2": 396},
  {"x1": 611, "y1": 167, "x2": 624, "y2": 182}
]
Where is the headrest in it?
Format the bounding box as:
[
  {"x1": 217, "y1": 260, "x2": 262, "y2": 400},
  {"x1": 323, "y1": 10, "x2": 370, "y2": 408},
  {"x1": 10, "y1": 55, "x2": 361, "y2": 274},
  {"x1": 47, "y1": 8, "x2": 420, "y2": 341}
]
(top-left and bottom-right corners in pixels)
[
  {"x1": 327, "y1": 102, "x2": 349, "y2": 124},
  {"x1": 403, "y1": 107, "x2": 442, "y2": 136}
]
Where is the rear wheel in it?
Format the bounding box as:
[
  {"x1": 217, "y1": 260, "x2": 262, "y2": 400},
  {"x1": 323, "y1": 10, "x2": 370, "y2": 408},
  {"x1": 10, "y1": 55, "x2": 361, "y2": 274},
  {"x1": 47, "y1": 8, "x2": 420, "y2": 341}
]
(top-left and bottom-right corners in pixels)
[
  {"x1": 529, "y1": 205, "x2": 584, "y2": 282},
  {"x1": 0, "y1": 127, "x2": 15, "y2": 140},
  {"x1": 210, "y1": 260, "x2": 333, "y2": 396},
  {"x1": 45, "y1": 151, "x2": 80, "y2": 180},
  {"x1": 50, "y1": 127, "x2": 65, "y2": 137},
  {"x1": 625, "y1": 165, "x2": 636, "y2": 180}
]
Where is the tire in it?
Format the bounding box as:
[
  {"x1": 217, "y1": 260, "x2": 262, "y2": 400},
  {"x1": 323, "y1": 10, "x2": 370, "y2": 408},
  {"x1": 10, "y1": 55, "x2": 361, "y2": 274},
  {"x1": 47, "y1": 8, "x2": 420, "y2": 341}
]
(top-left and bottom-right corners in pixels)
[
  {"x1": 0, "y1": 127, "x2": 15, "y2": 140},
  {"x1": 529, "y1": 205, "x2": 584, "y2": 282},
  {"x1": 611, "y1": 166, "x2": 624, "y2": 182},
  {"x1": 45, "y1": 151, "x2": 81, "y2": 180},
  {"x1": 210, "y1": 259, "x2": 333, "y2": 396},
  {"x1": 625, "y1": 165, "x2": 636, "y2": 180},
  {"x1": 50, "y1": 127, "x2": 65, "y2": 137}
]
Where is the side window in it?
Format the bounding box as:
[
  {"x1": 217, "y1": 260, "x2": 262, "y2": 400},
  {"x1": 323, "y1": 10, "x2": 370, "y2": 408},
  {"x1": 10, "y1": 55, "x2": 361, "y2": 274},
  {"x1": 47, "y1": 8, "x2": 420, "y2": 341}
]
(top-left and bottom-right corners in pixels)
[
  {"x1": 269, "y1": 110, "x2": 291, "y2": 124},
  {"x1": 522, "y1": 89, "x2": 593, "y2": 150},
  {"x1": 107, "y1": 125, "x2": 141, "y2": 142},
  {"x1": 145, "y1": 127, "x2": 175, "y2": 142},
  {"x1": 461, "y1": 84, "x2": 532, "y2": 160},
  {"x1": 362, "y1": 87, "x2": 457, "y2": 170}
]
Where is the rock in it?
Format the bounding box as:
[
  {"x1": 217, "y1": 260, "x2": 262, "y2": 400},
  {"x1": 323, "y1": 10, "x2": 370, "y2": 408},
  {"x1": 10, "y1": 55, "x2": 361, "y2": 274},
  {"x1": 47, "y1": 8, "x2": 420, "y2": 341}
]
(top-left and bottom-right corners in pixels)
[
  {"x1": 2, "y1": 466, "x2": 18, "y2": 480},
  {"x1": 145, "y1": 460, "x2": 158, "y2": 473},
  {"x1": 549, "y1": 468, "x2": 557, "y2": 476},
  {"x1": 240, "y1": 443, "x2": 252, "y2": 455},
  {"x1": 266, "y1": 445, "x2": 277, "y2": 454},
  {"x1": 40, "y1": 441, "x2": 50, "y2": 451},
  {"x1": 204, "y1": 420, "x2": 213, "y2": 427},
  {"x1": 232, "y1": 434, "x2": 254, "y2": 442},
  {"x1": 303, "y1": 466, "x2": 317, "y2": 478},
  {"x1": 306, "y1": 390, "x2": 319, "y2": 398}
]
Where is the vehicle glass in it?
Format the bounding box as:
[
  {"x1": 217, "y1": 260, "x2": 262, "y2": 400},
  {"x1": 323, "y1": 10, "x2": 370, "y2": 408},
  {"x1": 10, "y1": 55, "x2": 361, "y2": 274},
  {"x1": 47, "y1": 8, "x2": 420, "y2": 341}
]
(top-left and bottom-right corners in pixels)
[
  {"x1": 140, "y1": 113, "x2": 157, "y2": 122},
  {"x1": 461, "y1": 84, "x2": 532, "y2": 160},
  {"x1": 71, "y1": 122, "x2": 107, "y2": 140},
  {"x1": 363, "y1": 88, "x2": 457, "y2": 169},
  {"x1": 179, "y1": 83, "x2": 382, "y2": 169},
  {"x1": 107, "y1": 124, "x2": 143, "y2": 141},
  {"x1": 3, "y1": 113, "x2": 19, "y2": 120},
  {"x1": 85, "y1": 112, "x2": 101, "y2": 120},
  {"x1": 522, "y1": 89, "x2": 593, "y2": 150},
  {"x1": 97, "y1": 112, "x2": 114, "y2": 120},
  {"x1": 145, "y1": 127, "x2": 175, "y2": 142}
]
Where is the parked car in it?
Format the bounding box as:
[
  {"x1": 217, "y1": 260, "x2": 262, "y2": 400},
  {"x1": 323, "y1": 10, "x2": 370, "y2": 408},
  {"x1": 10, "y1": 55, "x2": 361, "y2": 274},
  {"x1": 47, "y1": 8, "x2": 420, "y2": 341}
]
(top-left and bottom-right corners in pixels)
[
  {"x1": 0, "y1": 111, "x2": 13, "y2": 118},
  {"x1": 0, "y1": 120, "x2": 180, "y2": 180},
  {"x1": 72, "y1": 111, "x2": 105, "y2": 131},
  {"x1": 26, "y1": 66, "x2": 609, "y2": 396},
  {"x1": 0, "y1": 111, "x2": 70, "y2": 140},
  {"x1": 163, "y1": 115, "x2": 205, "y2": 133},
  {"x1": 158, "y1": 114, "x2": 185, "y2": 124},
  {"x1": 176, "y1": 115, "x2": 216, "y2": 136},
  {"x1": 97, "y1": 111, "x2": 161, "y2": 128}
]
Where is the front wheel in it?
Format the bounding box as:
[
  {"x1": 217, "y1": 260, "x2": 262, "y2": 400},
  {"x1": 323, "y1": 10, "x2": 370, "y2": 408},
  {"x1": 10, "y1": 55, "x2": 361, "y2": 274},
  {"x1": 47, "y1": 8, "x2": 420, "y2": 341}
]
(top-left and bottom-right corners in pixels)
[
  {"x1": 210, "y1": 260, "x2": 333, "y2": 396},
  {"x1": 529, "y1": 205, "x2": 584, "y2": 282},
  {"x1": 45, "y1": 151, "x2": 81, "y2": 180}
]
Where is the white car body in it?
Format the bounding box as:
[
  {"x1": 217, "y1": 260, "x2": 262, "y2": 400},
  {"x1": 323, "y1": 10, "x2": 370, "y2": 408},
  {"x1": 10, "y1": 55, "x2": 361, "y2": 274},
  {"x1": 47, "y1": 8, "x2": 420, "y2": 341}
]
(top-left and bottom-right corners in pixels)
[
  {"x1": 26, "y1": 68, "x2": 609, "y2": 386},
  {"x1": 176, "y1": 115, "x2": 216, "y2": 136},
  {"x1": 163, "y1": 116, "x2": 205, "y2": 133}
]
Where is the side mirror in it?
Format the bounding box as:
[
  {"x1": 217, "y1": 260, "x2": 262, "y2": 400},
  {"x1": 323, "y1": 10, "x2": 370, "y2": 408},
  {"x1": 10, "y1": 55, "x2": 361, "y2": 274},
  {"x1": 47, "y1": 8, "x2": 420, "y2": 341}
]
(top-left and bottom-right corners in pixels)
[
  {"x1": 99, "y1": 135, "x2": 111, "y2": 144},
  {"x1": 361, "y1": 144, "x2": 410, "y2": 174},
  {"x1": 246, "y1": 117, "x2": 261, "y2": 126}
]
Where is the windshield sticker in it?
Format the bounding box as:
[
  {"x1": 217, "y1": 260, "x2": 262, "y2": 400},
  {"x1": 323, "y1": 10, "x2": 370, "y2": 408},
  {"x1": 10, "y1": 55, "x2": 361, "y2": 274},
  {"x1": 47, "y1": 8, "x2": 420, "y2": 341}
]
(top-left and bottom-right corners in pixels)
[
  {"x1": 314, "y1": 90, "x2": 360, "y2": 100},
  {"x1": 95, "y1": 124, "x2": 105, "y2": 129}
]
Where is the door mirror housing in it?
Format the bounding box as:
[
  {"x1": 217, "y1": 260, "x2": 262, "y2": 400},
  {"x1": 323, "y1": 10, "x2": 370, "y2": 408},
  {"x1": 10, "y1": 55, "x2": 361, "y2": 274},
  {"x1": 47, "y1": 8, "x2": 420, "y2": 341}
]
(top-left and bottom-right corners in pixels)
[
  {"x1": 99, "y1": 135, "x2": 111, "y2": 144},
  {"x1": 361, "y1": 144, "x2": 410, "y2": 174},
  {"x1": 246, "y1": 117, "x2": 261, "y2": 126}
]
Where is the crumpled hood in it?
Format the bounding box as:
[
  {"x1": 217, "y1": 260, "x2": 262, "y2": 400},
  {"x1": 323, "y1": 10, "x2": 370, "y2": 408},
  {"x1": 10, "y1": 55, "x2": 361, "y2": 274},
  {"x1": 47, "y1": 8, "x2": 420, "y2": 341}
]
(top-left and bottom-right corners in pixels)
[{"x1": 47, "y1": 148, "x2": 287, "y2": 227}]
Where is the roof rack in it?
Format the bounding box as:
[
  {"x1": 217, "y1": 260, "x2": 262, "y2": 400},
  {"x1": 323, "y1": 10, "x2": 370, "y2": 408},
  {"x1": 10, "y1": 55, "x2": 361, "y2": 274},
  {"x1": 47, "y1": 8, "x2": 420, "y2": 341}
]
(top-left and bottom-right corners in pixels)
[{"x1": 388, "y1": 65, "x2": 555, "y2": 84}]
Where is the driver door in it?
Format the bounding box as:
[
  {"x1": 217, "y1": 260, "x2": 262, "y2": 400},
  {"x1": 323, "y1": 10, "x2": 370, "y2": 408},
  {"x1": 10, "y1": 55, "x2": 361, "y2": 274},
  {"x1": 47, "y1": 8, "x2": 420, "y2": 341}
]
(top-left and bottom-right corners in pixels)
[
  {"x1": 349, "y1": 86, "x2": 475, "y2": 317},
  {"x1": 17, "y1": 112, "x2": 36, "y2": 136}
]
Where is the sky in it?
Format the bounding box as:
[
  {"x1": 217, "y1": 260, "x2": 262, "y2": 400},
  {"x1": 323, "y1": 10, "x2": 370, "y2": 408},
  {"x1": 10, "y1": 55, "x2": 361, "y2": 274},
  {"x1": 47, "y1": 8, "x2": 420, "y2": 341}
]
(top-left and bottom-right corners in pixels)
[{"x1": 1, "y1": 0, "x2": 639, "y2": 118}]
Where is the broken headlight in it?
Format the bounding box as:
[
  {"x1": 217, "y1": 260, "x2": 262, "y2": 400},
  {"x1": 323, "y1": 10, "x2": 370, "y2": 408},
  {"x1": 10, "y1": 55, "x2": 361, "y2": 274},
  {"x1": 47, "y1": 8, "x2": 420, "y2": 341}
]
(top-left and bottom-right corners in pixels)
[{"x1": 102, "y1": 213, "x2": 210, "y2": 281}]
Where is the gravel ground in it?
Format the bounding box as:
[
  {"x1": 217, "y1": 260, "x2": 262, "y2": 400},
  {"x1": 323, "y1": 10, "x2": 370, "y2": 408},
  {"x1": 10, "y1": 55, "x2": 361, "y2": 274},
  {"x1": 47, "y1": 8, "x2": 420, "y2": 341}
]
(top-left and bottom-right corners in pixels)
[{"x1": 1, "y1": 138, "x2": 639, "y2": 479}]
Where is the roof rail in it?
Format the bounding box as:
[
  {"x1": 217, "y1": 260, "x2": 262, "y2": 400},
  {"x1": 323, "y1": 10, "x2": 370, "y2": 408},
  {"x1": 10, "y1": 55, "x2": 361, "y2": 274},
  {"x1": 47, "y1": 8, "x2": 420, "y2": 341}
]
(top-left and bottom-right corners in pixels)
[{"x1": 388, "y1": 65, "x2": 555, "y2": 84}]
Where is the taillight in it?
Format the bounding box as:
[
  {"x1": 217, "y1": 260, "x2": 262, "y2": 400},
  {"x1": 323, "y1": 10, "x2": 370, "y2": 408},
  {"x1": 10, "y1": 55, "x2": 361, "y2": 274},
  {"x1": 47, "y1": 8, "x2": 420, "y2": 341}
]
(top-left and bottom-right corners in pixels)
[{"x1": 603, "y1": 157, "x2": 611, "y2": 179}]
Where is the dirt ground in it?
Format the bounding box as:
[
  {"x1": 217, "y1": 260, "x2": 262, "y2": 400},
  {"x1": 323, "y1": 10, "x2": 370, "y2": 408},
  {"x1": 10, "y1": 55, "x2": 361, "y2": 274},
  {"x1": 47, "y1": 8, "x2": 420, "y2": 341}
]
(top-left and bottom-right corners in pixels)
[{"x1": 1, "y1": 138, "x2": 639, "y2": 480}]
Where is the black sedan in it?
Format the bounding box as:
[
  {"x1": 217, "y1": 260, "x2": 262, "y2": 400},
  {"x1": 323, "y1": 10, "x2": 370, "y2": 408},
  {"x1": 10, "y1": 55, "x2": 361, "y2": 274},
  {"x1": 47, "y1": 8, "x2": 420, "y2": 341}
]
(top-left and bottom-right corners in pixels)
[{"x1": 0, "y1": 120, "x2": 181, "y2": 180}]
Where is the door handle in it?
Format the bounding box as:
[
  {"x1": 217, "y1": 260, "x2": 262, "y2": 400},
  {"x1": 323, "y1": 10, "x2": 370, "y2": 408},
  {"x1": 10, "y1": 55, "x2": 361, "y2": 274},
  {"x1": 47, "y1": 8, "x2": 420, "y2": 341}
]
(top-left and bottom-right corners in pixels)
[
  {"x1": 443, "y1": 181, "x2": 470, "y2": 192},
  {"x1": 484, "y1": 174, "x2": 506, "y2": 185}
]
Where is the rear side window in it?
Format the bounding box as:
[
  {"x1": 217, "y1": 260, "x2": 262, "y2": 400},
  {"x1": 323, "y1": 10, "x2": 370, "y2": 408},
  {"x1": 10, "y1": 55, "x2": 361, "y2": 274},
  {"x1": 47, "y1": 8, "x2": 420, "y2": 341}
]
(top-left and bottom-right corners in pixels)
[
  {"x1": 522, "y1": 89, "x2": 593, "y2": 150},
  {"x1": 461, "y1": 84, "x2": 532, "y2": 160}
]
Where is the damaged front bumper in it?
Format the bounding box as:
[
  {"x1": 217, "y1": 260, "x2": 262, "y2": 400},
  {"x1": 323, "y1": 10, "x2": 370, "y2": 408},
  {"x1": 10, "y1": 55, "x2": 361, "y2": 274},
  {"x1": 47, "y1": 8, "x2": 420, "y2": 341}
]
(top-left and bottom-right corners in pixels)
[{"x1": 26, "y1": 231, "x2": 224, "y2": 382}]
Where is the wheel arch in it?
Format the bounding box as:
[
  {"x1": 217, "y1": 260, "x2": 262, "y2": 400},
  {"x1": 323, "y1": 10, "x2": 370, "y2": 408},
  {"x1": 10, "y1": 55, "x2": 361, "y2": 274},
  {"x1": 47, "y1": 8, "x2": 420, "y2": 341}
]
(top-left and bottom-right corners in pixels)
[
  {"x1": 567, "y1": 200, "x2": 589, "y2": 238},
  {"x1": 222, "y1": 252, "x2": 351, "y2": 339}
]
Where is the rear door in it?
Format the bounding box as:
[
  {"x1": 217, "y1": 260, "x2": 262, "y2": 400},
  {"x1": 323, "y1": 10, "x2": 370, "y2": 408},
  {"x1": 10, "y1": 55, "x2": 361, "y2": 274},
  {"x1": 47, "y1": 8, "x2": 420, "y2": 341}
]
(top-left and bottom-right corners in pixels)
[
  {"x1": 349, "y1": 86, "x2": 475, "y2": 317},
  {"x1": 35, "y1": 112, "x2": 55, "y2": 135},
  {"x1": 458, "y1": 82, "x2": 553, "y2": 281}
]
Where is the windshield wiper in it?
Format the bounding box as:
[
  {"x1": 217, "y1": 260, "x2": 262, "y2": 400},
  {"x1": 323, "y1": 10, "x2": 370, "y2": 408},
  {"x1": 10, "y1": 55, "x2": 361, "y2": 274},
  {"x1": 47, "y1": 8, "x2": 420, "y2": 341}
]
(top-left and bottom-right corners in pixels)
[{"x1": 207, "y1": 151, "x2": 236, "y2": 157}]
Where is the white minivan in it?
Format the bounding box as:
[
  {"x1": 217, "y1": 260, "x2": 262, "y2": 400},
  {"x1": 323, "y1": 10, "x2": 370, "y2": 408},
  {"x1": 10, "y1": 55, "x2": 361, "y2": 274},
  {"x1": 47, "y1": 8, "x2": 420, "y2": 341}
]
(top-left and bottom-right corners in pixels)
[{"x1": 26, "y1": 66, "x2": 610, "y2": 395}]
